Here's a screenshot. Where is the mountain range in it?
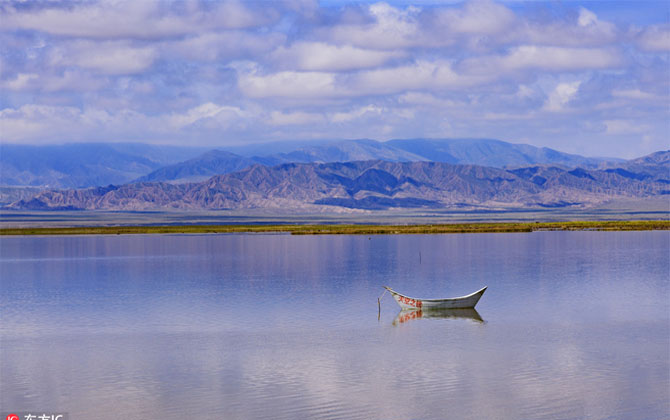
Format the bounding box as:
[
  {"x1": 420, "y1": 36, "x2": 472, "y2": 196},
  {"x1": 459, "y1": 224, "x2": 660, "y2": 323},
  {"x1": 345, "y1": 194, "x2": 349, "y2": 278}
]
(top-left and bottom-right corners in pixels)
[
  {"x1": 0, "y1": 143, "x2": 206, "y2": 188},
  {"x1": 133, "y1": 138, "x2": 623, "y2": 184},
  {"x1": 2, "y1": 139, "x2": 622, "y2": 188},
  {"x1": 8, "y1": 151, "x2": 669, "y2": 212}
]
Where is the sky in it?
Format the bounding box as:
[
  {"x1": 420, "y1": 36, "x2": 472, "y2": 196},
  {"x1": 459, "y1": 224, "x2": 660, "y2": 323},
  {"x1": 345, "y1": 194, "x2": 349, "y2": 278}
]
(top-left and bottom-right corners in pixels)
[{"x1": 0, "y1": 0, "x2": 668, "y2": 158}]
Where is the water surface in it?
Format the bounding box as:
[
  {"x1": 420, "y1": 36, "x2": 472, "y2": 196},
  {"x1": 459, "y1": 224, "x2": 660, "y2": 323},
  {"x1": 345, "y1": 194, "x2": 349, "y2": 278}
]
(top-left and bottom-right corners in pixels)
[{"x1": 1, "y1": 232, "x2": 668, "y2": 419}]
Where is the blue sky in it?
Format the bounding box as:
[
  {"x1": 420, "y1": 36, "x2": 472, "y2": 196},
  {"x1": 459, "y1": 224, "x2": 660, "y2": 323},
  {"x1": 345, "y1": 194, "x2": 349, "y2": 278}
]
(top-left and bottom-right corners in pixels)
[{"x1": 0, "y1": 0, "x2": 668, "y2": 158}]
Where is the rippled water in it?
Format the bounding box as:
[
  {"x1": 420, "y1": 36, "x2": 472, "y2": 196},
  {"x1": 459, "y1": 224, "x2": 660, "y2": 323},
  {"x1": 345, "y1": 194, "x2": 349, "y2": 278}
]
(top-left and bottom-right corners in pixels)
[{"x1": 1, "y1": 232, "x2": 668, "y2": 419}]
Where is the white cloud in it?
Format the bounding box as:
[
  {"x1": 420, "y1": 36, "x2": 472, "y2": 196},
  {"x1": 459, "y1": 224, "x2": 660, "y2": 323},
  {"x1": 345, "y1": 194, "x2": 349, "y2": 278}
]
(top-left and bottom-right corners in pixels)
[
  {"x1": 46, "y1": 70, "x2": 108, "y2": 92},
  {"x1": 0, "y1": 105, "x2": 96, "y2": 142},
  {"x1": 2, "y1": 1, "x2": 184, "y2": 39},
  {"x1": 434, "y1": 0, "x2": 516, "y2": 36},
  {"x1": 271, "y1": 42, "x2": 404, "y2": 71},
  {"x1": 611, "y1": 89, "x2": 663, "y2": 101},
  {"x1": 543, "y1": 81, "x2": 581, "y2": 112},
  {"x1": 170, "y1": 103, "x2": 245, "y2": 128},
  {"x1": 330, "y1": 105, "x2": 382, "y2": 123},
  {"x1": 1, "y1": 70, "x2": 107, "y2": 92},
  {"x1": 604, "y1": 119, "x2": 650, "y2": 135},
  {"x1": 2, "y1": 73, "x2": 39, "y2": 90},
  {"x1": 0, "y1": 0, "x2": 275, "y2": 39},
  {"x1": 323, "y1": 2, "x2": 431, "y2": 50},
  {"x1": 238, "y1": 70, "x2": 340, "y2": 98},
  {"x1": 578, "y1": 8, "x2": 598, "y2": 27},
  {"x1": 0, "y1": 0, "x2": 667, "y2": 156},
  {"x1": 398, "y1": 92, "x2": 461, "y2": 108},
  {"x1": 516, "y1": 85, "x2": 536, "y2": 99},
  {"x1": 461, "y1": 46, "x2": 622, "y2": 74},
  {"x1": 49, "y1": 41, "x2": 157, "y2": 75},
  {"x1": 636, "y1": 24, "x2": 670, "y2": 52},
  {"x1": 519, "y1": 9, "x2": 618, "y2": 47},
  {"x1": 237, "y1": 59, "x2": 495, "y2": 100},
  {"x1": 352, "y1": 60, "x2": 491, "y2": 95},
  {"x1": 0, "y1": 103, "x2": 249, "y2": 143},
  {"x1": 210, "y1": 1, "x2": 279, "y2": 30},
  {"x1": 170, "y1": 31, "x2": 285, "y2": 62},
  {"x1": 320, "y1": 1, "x2": 618, "y2": 53}
]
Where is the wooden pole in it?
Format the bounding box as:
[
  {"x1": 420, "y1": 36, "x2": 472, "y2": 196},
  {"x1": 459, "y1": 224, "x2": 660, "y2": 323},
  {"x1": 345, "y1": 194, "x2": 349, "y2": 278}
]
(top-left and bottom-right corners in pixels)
[{"x1": 378, "y1": 298, "x2": 381, "y2": 321}]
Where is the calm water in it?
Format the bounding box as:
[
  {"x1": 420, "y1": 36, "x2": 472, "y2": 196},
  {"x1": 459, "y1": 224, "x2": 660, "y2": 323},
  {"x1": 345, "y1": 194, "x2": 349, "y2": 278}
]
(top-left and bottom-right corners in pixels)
[{"x1": 1, "y1": 232, "x2": 668, "y2": 420}]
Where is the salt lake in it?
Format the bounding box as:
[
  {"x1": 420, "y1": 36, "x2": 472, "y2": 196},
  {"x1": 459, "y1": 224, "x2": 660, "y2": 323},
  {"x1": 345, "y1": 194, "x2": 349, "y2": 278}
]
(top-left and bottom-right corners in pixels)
[{"x1": 1, "y1": 231, "x2": 668, "y2": 419}]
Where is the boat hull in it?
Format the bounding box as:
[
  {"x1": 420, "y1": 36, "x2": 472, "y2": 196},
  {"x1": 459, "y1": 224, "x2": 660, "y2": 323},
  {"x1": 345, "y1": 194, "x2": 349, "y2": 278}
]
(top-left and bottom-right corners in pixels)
[{"x1": 385, "y1": 286, "x2": 487, "y2": 310}]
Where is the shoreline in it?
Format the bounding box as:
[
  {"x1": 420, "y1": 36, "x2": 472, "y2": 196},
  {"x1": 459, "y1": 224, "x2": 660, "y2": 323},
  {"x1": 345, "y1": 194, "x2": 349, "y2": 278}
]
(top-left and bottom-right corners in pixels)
[{"x1": 1, "y1": 220, "x2": 668, "y2": 236}]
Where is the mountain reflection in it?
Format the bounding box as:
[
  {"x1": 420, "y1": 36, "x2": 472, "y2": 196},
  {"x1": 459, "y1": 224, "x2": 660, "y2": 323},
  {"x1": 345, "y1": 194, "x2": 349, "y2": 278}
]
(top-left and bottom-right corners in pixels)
[{"x1": 392, "y1": 308, "x2": 485, "y2": 326}]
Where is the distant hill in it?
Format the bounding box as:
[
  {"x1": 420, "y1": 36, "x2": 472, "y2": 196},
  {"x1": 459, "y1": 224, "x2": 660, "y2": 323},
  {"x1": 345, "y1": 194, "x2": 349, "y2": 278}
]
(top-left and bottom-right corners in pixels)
[
  {"x1": 140, "y1": 138, "x2": 618, "y2": 184},
  {"x1": 266, "y1": 139, "x2": 426, "y2": 164},
  {"x1": 135, "y1": 150, "x2": 257, "y2": 183},
  {"x1": 627, "y1": 150, "x2": 670, "y2": 166},
  {"x1": 386, "y1": 138, "x2": 615, "y2": 168},
  {"x1": 0, "y1": 138, "x2": 634, "y2": 187},
  {"x1": 0, "y1": 186, "x2": 45, "y2": 206},
  {"x1": 9, "y1": 152, "x2": 668, "y2": 212},
  {"x1": 135, "y1": 139, "x2": 426, "y2": 183},
  {"x1": 601, "y1": 150, "x2": 670, "y2": 182},
  {"x1": 0, "y1": 143, "x2": 206, "y2": 188},
  {"x1": 232, "y1": 138, "x2": 617, "y2": 168}
]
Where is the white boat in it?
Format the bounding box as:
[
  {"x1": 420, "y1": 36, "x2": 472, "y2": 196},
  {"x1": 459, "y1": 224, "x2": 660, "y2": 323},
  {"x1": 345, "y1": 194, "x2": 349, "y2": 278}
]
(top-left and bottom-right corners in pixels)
[{"x1": 383, "y1": 286, "x2": 487, "y2": 310}]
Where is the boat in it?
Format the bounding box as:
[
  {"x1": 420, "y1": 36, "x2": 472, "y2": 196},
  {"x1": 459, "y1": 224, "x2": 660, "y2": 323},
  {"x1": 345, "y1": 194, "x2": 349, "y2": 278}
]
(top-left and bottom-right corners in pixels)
[{"x1": 383, "y1": 286, "x2": 487, "y2": 310}]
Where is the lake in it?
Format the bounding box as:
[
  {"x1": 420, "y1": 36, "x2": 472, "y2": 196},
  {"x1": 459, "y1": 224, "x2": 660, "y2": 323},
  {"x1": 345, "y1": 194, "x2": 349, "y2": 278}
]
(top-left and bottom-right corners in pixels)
[{"x1": 1, "y1": 232, "x2": 668, "y2": 419}]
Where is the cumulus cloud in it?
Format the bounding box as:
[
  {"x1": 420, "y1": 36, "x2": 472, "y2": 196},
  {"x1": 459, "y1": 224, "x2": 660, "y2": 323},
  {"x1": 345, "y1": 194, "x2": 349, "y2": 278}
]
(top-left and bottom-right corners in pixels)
[
  {"x1": 398, "y1": 92, "x2": 462, "y2": 108},
  {"x1": 237, "y1": 59, "x2": 494, "y2": 100},
  {"x1": 636, "y1": 24, "x2": 670, "y2": 52},
  {"x1": 518, "y1": 7, "x2": 618, "y2": 47},
  {"x1": 271, "y1": 42, "x2": 404, "y2": 71},
  {"x1": 611, "y1": 89, "x2": 664, "y2": 102},
  {"x1": 434, "y1": 0, "x2": 516, "y2": 36},
  {"x1": 0, "y1": 0, "x2": 276, "y2": 39},
  {"x1": 322, "y1": 3, "x2": 432, "y2": 50},
  {"x1": 170, "y1": 31, "x2": 285, "y2": 62},
  {"x1": 320, "y1": 1, "x2": 619, "y2": 52},
  {"x1": 460, "y1": 46, "x2": 622, "y2": 74},
  {"x1": 1, "y1": 70, "x2": 106, "y2": 92},
  {"x1": 0, "y1": 104, "x2": 107, "y2": 142},
  {"x1": 578, "y1": 7, "x2": 598, "y2": 27},
  {"x1": 0, "y1": 102, "x2": 250, "y2": 143},
  {"x1": 0, "y1": 0, "x2": 667, "y2": 156},
  {"x1": 330, "y1": 105, "x2": 382, "y2": 123},
  {"x1": 352, "y1": 60, "x2": 491, "y2": 95},
  {"x1": 49, "y1": 41, "x2": 157, "y2": 75},
  {"x1": 169, "y1": 103, "x2": 245, "y2": 128},
  {"x1": 604, "y1": 119, "x2": 651, "y2": 135},
  {"x1": 543, "y1": 81, "x2": 582, "y2": 112},
  {"x1": 238, "y1": 70, "x2": 340, "y2": 99},
  {"x1": 1, "y1": 73, "x2": 39, "y2": 90}
]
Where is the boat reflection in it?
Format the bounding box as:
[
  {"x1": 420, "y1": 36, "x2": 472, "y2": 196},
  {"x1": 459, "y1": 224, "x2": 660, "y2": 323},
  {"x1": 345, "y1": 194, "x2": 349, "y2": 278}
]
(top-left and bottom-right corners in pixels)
[{"x1": 392, "y1": 308, "x2": 485, "y2": 326}]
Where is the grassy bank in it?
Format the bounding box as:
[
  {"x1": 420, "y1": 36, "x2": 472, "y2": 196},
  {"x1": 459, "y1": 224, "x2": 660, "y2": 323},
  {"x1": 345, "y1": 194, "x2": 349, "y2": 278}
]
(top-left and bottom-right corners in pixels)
[{"x1": 0, "y1": 220, "x2": 668, "y2": 236}]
